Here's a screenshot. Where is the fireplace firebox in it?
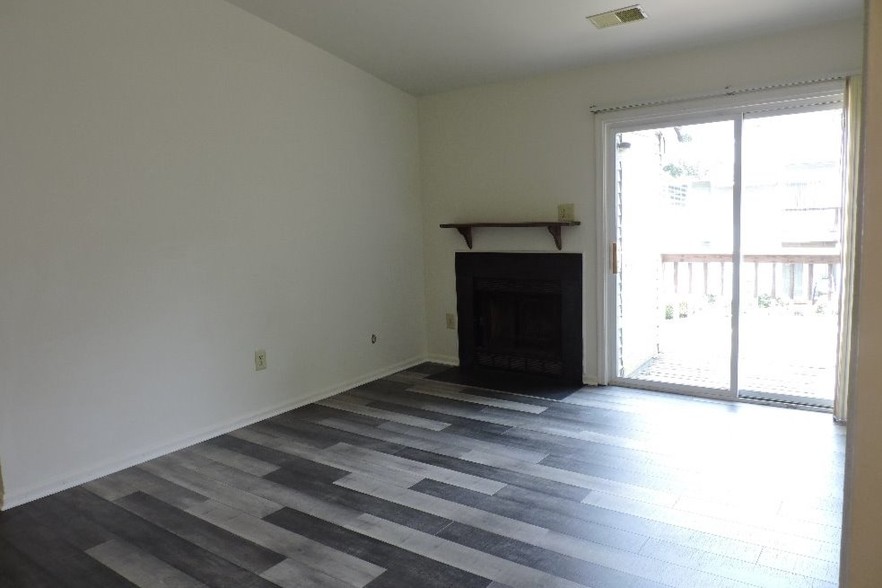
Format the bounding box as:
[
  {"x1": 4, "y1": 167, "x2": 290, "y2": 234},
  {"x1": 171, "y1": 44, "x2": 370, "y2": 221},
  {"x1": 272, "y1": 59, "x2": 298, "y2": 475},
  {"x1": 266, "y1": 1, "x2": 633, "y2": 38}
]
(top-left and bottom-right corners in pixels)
[{"x1": 456, "y1": 253, "x2": 582, "y2": 384}]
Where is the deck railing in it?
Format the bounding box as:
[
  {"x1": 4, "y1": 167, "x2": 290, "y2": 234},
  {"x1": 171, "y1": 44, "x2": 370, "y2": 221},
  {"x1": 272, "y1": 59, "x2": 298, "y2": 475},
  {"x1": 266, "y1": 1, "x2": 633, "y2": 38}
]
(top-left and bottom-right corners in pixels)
[{"x1": 660, "y1": 252, "x2": 841, "y2": 303}]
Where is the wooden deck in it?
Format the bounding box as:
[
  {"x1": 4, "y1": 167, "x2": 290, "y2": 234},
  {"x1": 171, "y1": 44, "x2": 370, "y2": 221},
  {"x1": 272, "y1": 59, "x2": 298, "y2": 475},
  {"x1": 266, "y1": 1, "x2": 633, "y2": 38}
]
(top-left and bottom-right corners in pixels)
[
  {"x1": 630, "y1": 355, "x2": 835, "y2": 403},
  {"x1": 625, "y1": 311, "x2": 838, "y2": 405}
]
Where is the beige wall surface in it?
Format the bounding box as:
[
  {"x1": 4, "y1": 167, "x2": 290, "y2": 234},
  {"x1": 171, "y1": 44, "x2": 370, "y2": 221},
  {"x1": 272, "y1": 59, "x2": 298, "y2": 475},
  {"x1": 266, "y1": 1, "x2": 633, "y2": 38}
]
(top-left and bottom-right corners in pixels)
[
  {"x1": 418, "y1": 19, "x2": 864, "y2": 380},
  {"x1": 842, "y1": 2, "x2": 882, "y2": 586},
  {"x1": 0, "y1": 0, "x2": 426, "y2": 507}
]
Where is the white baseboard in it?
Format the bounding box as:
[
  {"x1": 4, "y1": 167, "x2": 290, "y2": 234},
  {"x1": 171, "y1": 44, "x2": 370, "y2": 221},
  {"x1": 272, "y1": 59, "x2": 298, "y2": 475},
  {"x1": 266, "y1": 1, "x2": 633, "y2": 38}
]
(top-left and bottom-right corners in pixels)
[
  {"x1": 1, "y1": 355, "x2": 426, "y2": 511},
  {"x1": 426, "y1": 354, "x2": 458, "y2": 366}
]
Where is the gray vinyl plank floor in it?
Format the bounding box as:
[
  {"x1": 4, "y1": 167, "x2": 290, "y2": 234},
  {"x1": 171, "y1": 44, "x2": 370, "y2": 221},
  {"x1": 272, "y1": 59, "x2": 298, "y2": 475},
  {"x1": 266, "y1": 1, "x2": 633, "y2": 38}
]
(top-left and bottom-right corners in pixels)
[{"x1": 0, "y1": 364, "x2": 844, "y2": 587}]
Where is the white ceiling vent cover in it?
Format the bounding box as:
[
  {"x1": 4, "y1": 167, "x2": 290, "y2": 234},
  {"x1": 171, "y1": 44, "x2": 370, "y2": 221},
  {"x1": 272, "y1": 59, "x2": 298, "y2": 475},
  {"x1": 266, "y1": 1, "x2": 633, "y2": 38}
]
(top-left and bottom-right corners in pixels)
[{"x1": 588, "y1": 5, "x2": 648, "y2": 29}]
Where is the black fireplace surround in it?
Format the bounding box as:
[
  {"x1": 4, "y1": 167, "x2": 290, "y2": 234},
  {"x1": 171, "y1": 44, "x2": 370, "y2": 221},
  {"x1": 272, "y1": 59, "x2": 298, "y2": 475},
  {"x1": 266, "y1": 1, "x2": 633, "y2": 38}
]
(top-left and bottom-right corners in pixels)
[{"x1": 456, "y1": 252, "x2": 582, "y2": 385}]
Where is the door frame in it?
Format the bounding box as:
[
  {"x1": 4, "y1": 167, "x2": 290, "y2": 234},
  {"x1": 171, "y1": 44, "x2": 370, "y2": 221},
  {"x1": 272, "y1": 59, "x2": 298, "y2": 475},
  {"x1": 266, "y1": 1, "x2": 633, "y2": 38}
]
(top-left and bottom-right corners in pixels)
[{"x1": 594, "y1": 81, "x2": 847, "y2": 406}]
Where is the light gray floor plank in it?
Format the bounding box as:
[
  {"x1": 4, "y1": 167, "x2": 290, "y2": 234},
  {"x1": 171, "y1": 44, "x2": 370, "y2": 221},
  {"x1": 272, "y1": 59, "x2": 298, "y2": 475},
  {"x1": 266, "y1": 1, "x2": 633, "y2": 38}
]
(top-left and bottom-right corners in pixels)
[
  {"x1": 318, "y1": 397, "x2": 452, "y2": 431},
  {"x1": 336, "y1": 472, "x2": 648, "y2": 554},
  {"x1": 318, "y1": 414, "x2": 676, "y2": 506},
  {"x1": 167, "y1": 452, "x2": 365, "y2": 528},
  {"x1": 582, "y1": 491, "x2": 841, "y2": 563},
  {"x1": 231, "y1": 426, "x2": 427, "y2": 488},
  {"x1": 186, "y1": 442, "x2": 281, "y2": 477},
  {"x1": 673, "y1": 494, "x2": 841, "y2": 540},
  {"x1": 187, "y1": 500, "x2": 385, "y2": 588},
  {"x1": 262, "y1": 558, "x2": 361, "y2": 588},
  {"x1": 344, "y1": 513, "x2": 588, "y2": 588},
  {"x1": 461, "y1": 449, "x2": 680, "y2": 506},
  {"x1": 102, "y1": 466, "x2": 210, "y2": 511},
  {"x1": 86, "y1": 539, "x2": 207, "y2": 588},
  {"x1": 140, "y1": 453, "x2": 284, "y2": 519},
  {"x1": 318, "y1": 416, "x2": 472, "y2": 459},
  {"x1": 756, "y1": 546, "x2": 840, "y2": 585},
  {"x1": 84, "y1": 474, "x2": 140, "y2": 502},
  {"x1": 379, "y1": 420, "x2": 549, "y2": 463},
  {"x1": 640, "y1": 538, "x2": 824, "y2": 588},
  {"x1": 326, "y1": 416, "x2": 549, "y2": 464},
  {"x1": 323, "y1": 443, "x2": 506, "y2": 495},
  {"x1": 335, "y1": 473, "x2": 766, "y2": 588},
  {"x1": 403, "y1": 383, "x2": 549, "y2": 414},
  {"x1": 351, "y1": 387, "x2": 657, "y2": 452}
]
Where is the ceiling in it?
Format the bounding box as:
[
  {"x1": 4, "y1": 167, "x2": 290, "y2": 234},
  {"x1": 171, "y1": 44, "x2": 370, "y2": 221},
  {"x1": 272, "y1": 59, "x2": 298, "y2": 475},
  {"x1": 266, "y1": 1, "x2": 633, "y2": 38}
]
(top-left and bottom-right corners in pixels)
[{"x1": 223, "y1": 0, "x2": 863, "y2": 95}]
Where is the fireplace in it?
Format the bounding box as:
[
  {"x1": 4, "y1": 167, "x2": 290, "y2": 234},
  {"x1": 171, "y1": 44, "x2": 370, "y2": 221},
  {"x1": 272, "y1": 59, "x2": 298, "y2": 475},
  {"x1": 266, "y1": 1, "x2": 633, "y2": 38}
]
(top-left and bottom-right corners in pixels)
[{"x1": 456, "y1": 253, "x2": 582, "y2": 384}]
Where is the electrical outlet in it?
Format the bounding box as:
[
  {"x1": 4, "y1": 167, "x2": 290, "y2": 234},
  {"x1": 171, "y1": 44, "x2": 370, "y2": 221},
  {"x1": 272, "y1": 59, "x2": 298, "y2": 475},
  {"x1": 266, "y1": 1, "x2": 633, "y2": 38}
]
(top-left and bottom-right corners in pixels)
[
  {"x1": 254, "y1": 349, "x2": 267, "y2": 371},
  {"x1": 446, "y1": 313, "x2": 456, "y2": 330},
  {"x1": 558, "y1": 203, "x2": 575, "y2": 222}
]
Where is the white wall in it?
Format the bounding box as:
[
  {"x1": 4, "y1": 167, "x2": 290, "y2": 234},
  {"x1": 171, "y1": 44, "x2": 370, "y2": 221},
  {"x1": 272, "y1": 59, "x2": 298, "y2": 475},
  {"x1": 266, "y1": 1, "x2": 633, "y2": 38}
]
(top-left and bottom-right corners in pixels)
[
  {"x1": 841, "y1": 2, "x2": 882, "y2": 585},
  {"x1": 419, "y1": 19, "x2": 864, "y2": 381},
  {"x1": 0, "y1": 0, "x2": 426, "y2": 508}
]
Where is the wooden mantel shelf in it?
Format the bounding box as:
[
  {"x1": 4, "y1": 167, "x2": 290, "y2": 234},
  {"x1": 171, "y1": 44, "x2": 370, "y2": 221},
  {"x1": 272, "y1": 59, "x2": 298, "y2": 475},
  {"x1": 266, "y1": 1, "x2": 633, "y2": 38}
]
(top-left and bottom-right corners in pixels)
[{"x1": 440, "y1": 221, "x2": 581, "y2": 251}]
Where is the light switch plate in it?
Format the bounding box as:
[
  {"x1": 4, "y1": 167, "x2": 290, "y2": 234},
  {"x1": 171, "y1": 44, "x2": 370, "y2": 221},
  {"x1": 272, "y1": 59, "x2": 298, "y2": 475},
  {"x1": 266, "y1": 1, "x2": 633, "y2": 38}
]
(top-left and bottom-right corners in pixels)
[{"x1": 446, "y1": 313, "x2": 456, "y2": 329}]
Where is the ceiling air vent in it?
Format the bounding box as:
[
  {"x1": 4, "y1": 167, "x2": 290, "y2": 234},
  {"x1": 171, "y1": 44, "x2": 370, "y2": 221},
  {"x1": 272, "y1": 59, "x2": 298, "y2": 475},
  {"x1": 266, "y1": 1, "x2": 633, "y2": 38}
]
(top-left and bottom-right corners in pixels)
[{"x1": 588, "y1": 5, "x2": 648, "y2": 29}]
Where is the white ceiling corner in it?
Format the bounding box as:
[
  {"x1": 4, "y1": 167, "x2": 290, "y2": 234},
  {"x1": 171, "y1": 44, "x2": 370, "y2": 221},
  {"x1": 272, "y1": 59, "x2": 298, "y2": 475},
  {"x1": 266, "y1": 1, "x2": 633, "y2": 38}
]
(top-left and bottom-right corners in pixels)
[{"x1": 222, "y1": 0, "x2": 863, "y2": 95}]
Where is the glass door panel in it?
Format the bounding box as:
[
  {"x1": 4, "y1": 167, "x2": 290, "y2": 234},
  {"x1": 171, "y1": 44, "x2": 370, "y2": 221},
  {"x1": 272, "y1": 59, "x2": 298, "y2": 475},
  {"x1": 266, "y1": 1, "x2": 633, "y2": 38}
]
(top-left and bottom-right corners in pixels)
[
  {"x1": 739, "y1": 108, "x2": 845, "y2": 406},
  {"x1": 615, "y1": 120, "x2": 735, "y2": 393}
]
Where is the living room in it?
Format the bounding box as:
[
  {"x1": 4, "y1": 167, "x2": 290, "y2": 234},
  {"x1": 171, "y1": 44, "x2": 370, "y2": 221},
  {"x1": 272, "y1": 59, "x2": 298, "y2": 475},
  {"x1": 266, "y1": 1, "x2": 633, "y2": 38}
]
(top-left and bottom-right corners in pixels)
[{"x1": 1, "y1": 1, "x2": 880, "y2": 586}]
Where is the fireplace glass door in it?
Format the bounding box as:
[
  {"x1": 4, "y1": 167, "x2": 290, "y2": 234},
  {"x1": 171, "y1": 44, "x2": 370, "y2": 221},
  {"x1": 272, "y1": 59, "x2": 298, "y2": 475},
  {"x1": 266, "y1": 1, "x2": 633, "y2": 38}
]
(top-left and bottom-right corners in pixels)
[{"x1": 475, "y1": 280, "x2": 563, "y2": 376}]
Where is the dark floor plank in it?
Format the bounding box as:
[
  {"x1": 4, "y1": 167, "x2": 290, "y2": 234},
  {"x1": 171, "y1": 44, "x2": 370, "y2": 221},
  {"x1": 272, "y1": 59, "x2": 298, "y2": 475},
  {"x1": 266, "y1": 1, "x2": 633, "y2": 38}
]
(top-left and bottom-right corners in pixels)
[
  {"x1": 407, "y1": 363, "x2": 451, "y2": 376},
  {"x1": 344, "y1": 388, "x2": 519, "y2": 433},
  {"x1": 260, "y1": 414, "x2": 404, "y2": 454},
  {"x1": 410, "y1": 479, "x2": 647, "y2": 553},
  {"x1": 188, "y1": 499, "x2": 386, "y2": 587},
  {"x1": 8, "y1": 492, "x2": 116, "y2": 553},
  {"x1": 0, "y1": 504, "x2": 137, "y2": 588},
  {"x1": 316, "y1": 414, "x2": 549, "y2": 468},
  {"x1": 264, "y1": 466, "x2": 451, "y2": 534},
  {"x1": 395, "y1": 446, "x2": 591, "y2": 501},
  {"x1": 53, "y1": 487, "x2": 279, "y2": 588},
  {"x1": 415, "y1": 378, "x2": 560, "y2": 408},
  {"x1": 437, "y1": 521, "x2": 667, "y2": 588},
  {"x1": 95, "y1": 466, "x2": 210, "y2": 510},
  {"x1": 0, "y1": 536, "x2": 69, "y2": 588},
  {"x1": 86, "y1": 539, "x2": 207, "y2": 588},
  {"x1": 115, "y1": 491, "x2": 285, "y2": 573},
  {"x1": 265, "y1": 507, "x2": 491, "y2": 588},
  {"x1": 208, "y1": 433, "x2": 351, "y2": 483}
]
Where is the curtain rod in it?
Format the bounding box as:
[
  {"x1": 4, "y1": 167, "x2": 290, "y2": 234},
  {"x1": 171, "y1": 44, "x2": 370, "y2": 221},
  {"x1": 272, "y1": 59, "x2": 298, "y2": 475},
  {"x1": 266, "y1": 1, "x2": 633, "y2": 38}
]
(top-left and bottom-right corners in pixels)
[{"x1": 589, "y1": 74, "x2": 854, "y2": 115}]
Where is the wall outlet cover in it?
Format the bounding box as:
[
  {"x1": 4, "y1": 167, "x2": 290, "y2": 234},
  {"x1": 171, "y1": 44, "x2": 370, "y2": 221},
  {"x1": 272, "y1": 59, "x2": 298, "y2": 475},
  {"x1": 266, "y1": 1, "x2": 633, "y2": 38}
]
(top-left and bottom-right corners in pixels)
[
  {"x1": 254, "y1": 349, "x2": 267, "y2": 371},
  {"x1": 446, "y1": 313, "x2": 456, "y2": 329}
]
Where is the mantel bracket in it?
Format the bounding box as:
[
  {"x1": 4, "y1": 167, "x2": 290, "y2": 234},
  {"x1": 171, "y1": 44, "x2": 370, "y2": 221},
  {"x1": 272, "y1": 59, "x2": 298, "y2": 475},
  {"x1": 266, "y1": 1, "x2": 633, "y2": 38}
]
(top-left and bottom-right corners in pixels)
[
  {"x1": 547, "y1": 225, "x2": 563, "y2": 250},
  {"x1": 456, "y1": 226, "x2": 473, "y2": 249}
]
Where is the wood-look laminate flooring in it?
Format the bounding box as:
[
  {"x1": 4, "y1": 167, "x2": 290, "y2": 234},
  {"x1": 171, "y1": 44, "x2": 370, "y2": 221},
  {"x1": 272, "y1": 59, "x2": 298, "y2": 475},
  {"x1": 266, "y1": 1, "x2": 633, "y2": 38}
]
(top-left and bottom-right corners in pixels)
[{"x1": 0, "y1": 363, "x2": 845, "y2": 587}]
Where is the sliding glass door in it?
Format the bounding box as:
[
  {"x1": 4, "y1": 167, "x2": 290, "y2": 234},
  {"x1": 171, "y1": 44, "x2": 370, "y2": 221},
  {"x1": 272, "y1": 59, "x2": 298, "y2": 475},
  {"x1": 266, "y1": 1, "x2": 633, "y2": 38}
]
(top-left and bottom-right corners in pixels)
[
  {"x1": 604, "y1": 85, "x2": 846, "y2": 408},
  {"x1": 613, "y1": 119, "x2": 735, "y2": 396},
  {"x1": 738, "y1": 108, "x2": 844, "y2": 407}
]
